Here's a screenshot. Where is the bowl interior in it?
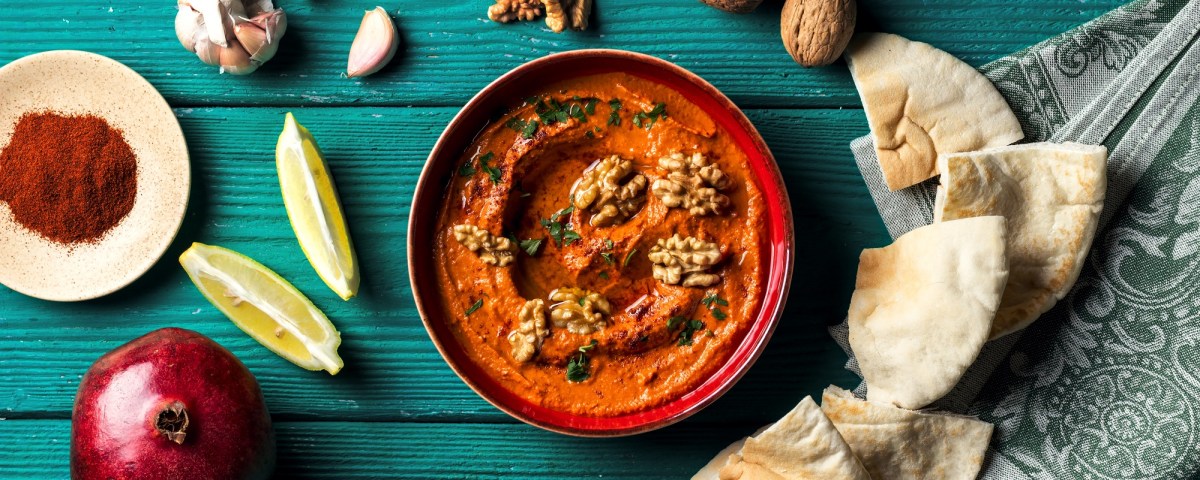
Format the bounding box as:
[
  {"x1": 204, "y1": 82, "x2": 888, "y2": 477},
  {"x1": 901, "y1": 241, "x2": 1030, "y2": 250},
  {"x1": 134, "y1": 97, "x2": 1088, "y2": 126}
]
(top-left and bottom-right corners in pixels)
[{"x1": 410, "y1": 50, "x2": 793, "y2": 436}]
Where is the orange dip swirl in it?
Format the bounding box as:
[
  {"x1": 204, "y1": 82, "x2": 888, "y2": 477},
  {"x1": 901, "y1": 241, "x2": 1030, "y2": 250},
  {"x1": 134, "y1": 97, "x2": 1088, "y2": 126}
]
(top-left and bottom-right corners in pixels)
[{"x1": 434, "y1": 73, "x2": 767, "y2": 417}]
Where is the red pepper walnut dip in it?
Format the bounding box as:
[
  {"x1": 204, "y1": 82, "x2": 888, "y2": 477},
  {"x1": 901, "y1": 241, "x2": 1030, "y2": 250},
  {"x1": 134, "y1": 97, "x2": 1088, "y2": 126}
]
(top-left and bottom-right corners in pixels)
[
  {"x1": 0, "y1": 111, "x2": 138, "y2": 244},
  {"x1": 433, "y1": 73, "x2": 768, "y2": 417}
]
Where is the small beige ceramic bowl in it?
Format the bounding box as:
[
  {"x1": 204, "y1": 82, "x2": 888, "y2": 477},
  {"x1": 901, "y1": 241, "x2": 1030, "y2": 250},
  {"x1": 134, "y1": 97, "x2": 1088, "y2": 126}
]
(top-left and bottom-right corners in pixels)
[{"x1": 0, "y1": 51, "x2": 190, "y2": 301}]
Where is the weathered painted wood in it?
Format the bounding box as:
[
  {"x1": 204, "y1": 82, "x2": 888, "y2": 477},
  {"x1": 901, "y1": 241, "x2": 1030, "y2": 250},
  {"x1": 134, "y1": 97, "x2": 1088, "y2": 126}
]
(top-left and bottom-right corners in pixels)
[
  {"x1": 0, "y1": 107, "x2": 878, "y2": 423},
  {"x1": 0, "y1": 419, "x2": 753, "y2": 478},
  {"x1": 0, "y1": 1, "x2": 1123, "y2": 108}
]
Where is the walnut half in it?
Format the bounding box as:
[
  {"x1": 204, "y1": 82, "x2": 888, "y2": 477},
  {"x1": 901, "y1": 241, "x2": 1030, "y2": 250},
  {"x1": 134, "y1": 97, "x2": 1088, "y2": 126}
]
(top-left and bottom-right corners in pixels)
[
  {"x1": 648, "y1": 234, "x2": 724, "y2": 287},
  {"x1": 508, "y1": 299, "x2": 548, "y2": 362},
  {"x1": 487, "y1": 0, "x2": 544, "y2": 23},
  {"x1": 452, "y1": 224, "x2": 517, "y2": 267},
  {"x1": 549, "y1": 287, "x2": 611, "y2": 335},
  {"x1": 571, "y1": 155, "x2": 648, "y2": 227},
  {"x1": 651, "y1": 152, "x2": 732, "y2": 216},
  {"x1": 542, "y1": 0, "x2": 591, "y2": 32}
]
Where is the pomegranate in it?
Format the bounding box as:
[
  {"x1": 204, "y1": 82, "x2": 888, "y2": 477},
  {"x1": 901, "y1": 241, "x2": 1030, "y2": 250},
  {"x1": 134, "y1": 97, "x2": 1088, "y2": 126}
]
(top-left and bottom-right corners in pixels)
[{"x1": 71, "y1": 328, "x2": 275, "y2": 480}]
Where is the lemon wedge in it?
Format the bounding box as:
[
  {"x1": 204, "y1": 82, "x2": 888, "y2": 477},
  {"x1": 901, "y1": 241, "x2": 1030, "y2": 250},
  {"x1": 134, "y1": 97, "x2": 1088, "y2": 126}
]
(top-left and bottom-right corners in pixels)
[
  {"x1": 180, "y1": 242, "x2": 344, "y2": 375},
  {"x1": 276, "y1": 112, "x2": 360, "y2": 300}
]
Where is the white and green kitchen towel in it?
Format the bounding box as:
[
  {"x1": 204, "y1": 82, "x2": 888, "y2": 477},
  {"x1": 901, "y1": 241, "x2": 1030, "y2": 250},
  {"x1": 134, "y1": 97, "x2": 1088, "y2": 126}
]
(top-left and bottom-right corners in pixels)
[{"x1": 833, "y1": 0, "x2": 1200, "y2": 477}]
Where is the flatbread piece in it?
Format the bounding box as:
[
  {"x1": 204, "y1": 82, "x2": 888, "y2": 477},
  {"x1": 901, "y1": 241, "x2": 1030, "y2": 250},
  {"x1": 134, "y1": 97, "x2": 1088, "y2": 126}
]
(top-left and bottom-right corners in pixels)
[
  {"x1": 848, "y1": 216, "x2": 1009, "y2": 409},
  {"x1": 821, "y1": 385, "x2": 994, "y2": 480},
  {"x1": 719, "y1": 396, "x2": 870, "y2": 480},
  {"x1": 935, "y1": 142, "x2": 1107, "y2": 339},
  {"x1": 845, "y1": 32, "x2": 1024, "y2": 191}
]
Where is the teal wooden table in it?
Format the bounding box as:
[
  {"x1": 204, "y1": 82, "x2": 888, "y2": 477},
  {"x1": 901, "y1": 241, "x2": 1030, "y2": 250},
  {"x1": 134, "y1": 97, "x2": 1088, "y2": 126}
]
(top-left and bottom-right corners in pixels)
[{"x1": 0, "y1": 1, "x2": 1124, "y2": 477}]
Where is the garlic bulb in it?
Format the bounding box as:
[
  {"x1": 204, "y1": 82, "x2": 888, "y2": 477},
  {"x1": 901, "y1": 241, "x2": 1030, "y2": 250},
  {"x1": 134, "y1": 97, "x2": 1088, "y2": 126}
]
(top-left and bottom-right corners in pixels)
[
  {"x1": 176, "y1": 0, "x2": 287, "y2": 75},
  {"x1": 347, "y1": 7, "x2": 400, "y2": 78}
]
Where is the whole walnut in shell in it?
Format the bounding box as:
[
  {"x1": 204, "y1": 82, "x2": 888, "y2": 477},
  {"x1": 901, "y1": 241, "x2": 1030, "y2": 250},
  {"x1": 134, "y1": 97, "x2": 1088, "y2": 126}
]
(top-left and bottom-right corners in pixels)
[{"x1": 781, "y1": 0, "x2": 857, "y2": 67}]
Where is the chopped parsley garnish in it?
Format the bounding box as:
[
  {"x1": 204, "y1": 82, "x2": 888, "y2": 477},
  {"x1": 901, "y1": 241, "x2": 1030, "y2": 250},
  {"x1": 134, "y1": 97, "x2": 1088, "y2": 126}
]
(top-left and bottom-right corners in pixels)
[
  {"x1": 577, "y1": 297, "x2": 587, "y2": 306},
  {"x1": 505, "y1": 117, "x2": 527, "y2": 132},
  {"x1": 607, "y1": 98, "x2": 622, "y2": 126},
  {"x1": 519, "y1": 238, "x2": 542, "y2": 256},
  {"x1": 599, "y1": 271, "x2": 610, "y2": 279},
  {"x1": 668, "y1": 317, "x2": 705, "y2": 346},
  {"x1": 521, "y1": 120, "x2": 539, "y2": 139},
  {"x1": 541, "y1": 204, "x2": 580, "y2": 246},
  {"x1": 599, "y1": 239, "x2": 616, "y2": 265},
  {"x1": 465, "y1": 299, "x2": 483, "y2": 316},
  {"x1": 633, "y1": 102, "x2": 667, "y2": 129},
  {"x1": 584, "y1": 98, "x2": 598, "y2": 115},
  {"x1": 536, "y1": 98, "x2": 570, "y2": 125},
  {"x1": 457, "y1": 162, "x2": 476, "y2": 177},
  {"x1": 566, "y1": 339, "x2": 598, "y2": 382},
  {"x1": 701, "y1": 293, "x2": 729, "y2": 320},
  {"x1": 623, "y1": 248, "x2": 638, "y2": 267},
  {"x1": 550, "y1": 205, "x2": 574, "y2": 222},
  {"x1": 586, "y1": 130, "x2": 594, "y2": 139},
  {"x1": 477, "y1": 152, "x2": 502, "y2": 184}
]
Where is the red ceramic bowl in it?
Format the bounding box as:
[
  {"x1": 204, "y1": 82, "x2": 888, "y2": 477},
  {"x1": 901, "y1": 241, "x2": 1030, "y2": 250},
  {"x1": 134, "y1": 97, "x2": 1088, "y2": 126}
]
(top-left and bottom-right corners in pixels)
[{"x1": 408, "y1": 49, "x2": 793, "y2": 436}]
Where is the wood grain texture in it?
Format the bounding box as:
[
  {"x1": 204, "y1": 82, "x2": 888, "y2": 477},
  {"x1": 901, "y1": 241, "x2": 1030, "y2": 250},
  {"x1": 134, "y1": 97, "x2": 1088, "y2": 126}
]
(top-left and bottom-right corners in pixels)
[
  {"x1": 0, "y1": 1, "x2": 1122, "y2": 108},
  {"x1": 0, "y1": 419, "x2": 749, "y2": 478},
  {"x1": 0, "y1": 1, "x2": 1126, "y2": 476},
  {"x1": 0, "y1": 107, "x2": 880, "y2": 423}
]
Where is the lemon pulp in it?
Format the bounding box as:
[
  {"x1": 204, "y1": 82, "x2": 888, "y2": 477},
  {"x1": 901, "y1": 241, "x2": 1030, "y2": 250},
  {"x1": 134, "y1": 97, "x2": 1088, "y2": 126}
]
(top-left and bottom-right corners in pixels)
[
  {"x1": 180, "y1": 242, "x2": 344, "y2": 374},
  {"x1": 276, "y1": 112, "x2": 360, "y2": 300}
]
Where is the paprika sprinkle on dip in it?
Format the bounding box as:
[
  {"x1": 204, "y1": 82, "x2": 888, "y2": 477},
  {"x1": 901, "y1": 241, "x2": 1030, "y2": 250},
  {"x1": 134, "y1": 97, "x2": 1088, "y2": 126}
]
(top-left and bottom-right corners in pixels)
[{"x1": 0, "y1": 111, "x2": 138, "y2": 244}]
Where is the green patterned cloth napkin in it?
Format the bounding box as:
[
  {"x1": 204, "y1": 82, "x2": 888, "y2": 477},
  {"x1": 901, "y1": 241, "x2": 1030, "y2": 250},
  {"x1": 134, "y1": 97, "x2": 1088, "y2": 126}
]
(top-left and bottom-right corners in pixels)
[{"x1": 833, "y1": 1, "x2": 1200, "y2": 477}]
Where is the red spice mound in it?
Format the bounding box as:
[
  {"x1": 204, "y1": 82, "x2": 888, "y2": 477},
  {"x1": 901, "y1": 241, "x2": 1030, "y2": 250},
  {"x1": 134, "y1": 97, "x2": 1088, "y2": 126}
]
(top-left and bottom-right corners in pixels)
[{"x1": 0, "y1": 111, "x2": 138, "y2": 244}]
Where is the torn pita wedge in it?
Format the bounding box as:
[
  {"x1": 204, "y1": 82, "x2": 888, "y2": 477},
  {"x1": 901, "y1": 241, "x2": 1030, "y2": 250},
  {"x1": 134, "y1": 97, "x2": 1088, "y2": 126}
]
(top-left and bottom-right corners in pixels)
[
  {"x1": 719, "y1": 396, "x2": 870, "y2": 480},
  {"x1": 935, "y1": 142, "x2": 1107, "y2": 339},
  {"x1": 693, "y1": 424, "x2": 773, "y2": 480},
  {"x1": 693, "y1": 437, "x2": 747, "y2": 480},
  {"x1": 848, "y1": 216, "x2": 1008, "y2": 409},
  {"x1": 845, "y1": 32, "x2": 1024, "y2": 191},
  {"x1": 821, "y1": 386, "x2": 994, "y2": 480}
]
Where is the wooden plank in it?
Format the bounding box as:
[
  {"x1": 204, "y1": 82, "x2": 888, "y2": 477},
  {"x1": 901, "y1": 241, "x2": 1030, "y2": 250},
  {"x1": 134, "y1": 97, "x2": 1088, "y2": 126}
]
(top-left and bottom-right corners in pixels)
[
  {"x1": 0, "y1": 419, "x2": 759, "y2": 478},
  {"x1": 0, "y1": 0, "x2": 1123, "y2": 108},
  {"x1": 0, "y1": 106, "x2": 880, "y2": 422}
]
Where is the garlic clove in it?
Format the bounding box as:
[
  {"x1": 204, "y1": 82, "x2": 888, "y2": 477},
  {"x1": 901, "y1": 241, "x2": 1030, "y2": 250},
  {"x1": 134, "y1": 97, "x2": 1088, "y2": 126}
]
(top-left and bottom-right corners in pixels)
[
  {"x1": 180, "y1": 0, "x2": 232, "y2": 48},
  {"x1": 195, "y1": 39, "x2": 223, "y2": 66},
  {"x1": 239, "y1": 9, "x2": 287, "y2": 63},
  {"x1": 175, "y1": 5, "x2": 203, "y2": 52},
  {"x1": 234, "y1": 21, "x2": 269, "y2": 58},
  {"x1": 219, "y1": 41, "x2": 256, "y2": 75},
  {"x1": 347, "y1": 6, "x2": 399, "y2": 78}
]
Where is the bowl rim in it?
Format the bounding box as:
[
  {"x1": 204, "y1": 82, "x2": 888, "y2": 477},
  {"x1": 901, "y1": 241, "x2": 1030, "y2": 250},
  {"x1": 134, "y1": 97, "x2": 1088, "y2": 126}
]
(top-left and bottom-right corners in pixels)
[{"x1": 408, "y1": 48, "x2": 795, "y2": 437}]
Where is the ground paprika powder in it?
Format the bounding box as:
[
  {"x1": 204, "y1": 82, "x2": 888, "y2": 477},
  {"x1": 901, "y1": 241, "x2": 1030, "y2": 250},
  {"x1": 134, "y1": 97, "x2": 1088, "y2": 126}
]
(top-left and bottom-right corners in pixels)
[{"x1": 0, "y1": 111, "x2": 137, "y2": 244}]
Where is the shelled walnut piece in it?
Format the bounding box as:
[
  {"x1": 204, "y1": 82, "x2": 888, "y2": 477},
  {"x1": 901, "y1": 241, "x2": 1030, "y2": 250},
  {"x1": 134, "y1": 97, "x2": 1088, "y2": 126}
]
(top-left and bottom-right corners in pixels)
[
  {"x1": 452, "y1": 224, "x2": 517, "y2": 267},
  {"x1": 486, "y1": 0, "x2": 591, "y2": 32},
  {"x1": 549, "y1": 288, "x2": 611, "y2": 335},
  {"x1": 648, "y1": 234, "x2": 724, "y2": 287},
  {"x1": 508, "y1": 299, "x2": 548, "y2": 362},
  {"x1": 652, "y1": 152, "x2": 732, "y2": 216},
  {"x1": 572, "y1": 155, "x2": 648, "y2": 227},
  {"x1": 487, "y1": 0, "x2": 544, "y2": 22}
]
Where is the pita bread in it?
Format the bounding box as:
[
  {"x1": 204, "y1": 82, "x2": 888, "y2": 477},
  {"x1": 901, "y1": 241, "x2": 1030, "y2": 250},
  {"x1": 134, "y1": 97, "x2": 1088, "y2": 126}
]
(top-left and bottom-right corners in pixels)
[
  {"x1": 848, "y1": 216, "x2": 1008, "y2": 409},
  {"x1": 718, "y1": 396, "x2": 870, "y2": 480},
  {"x1": 693, "y1": 423, "x2": 776, "y2": 480},
  {"x1": 692, "y1": 437, "x2": 748, "y2": 480},
  {"x1": 821, "y1": 386, "x2": 993, "y2": 480},
  {"x1": 845, "y1": 32, "x2": 1024, "y2": 191},
  {"x1": 935, "y1": 142, "x2": 1107, "y2": 339}
]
